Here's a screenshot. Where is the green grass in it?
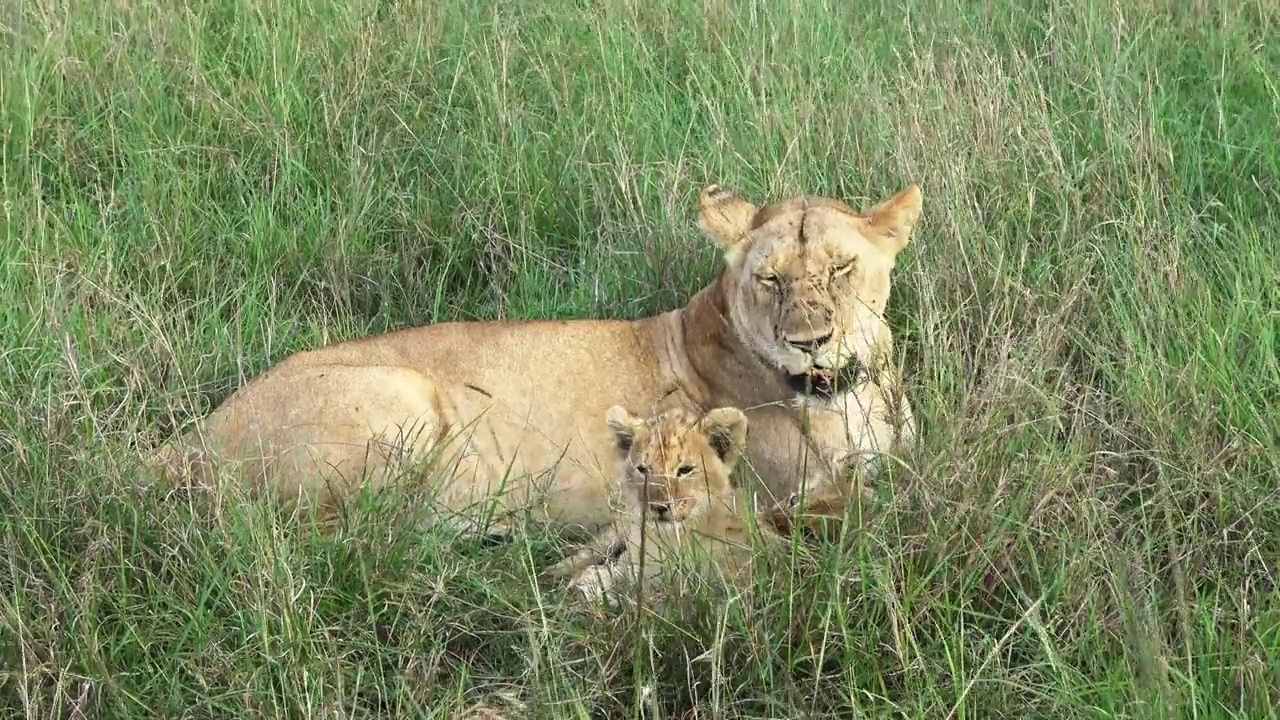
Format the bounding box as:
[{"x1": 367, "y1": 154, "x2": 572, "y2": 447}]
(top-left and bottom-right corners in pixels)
[{"x1": 2, "y1": 0, "x2": 1278, "y2": 716}]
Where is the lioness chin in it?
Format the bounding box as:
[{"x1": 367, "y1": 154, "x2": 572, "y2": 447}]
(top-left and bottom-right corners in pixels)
[{"x1": 149, "y1": 183, "x2": 923, "y2": 541}]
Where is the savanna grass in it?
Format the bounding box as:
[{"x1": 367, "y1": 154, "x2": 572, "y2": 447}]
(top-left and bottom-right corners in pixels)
[{"x1": 2, "y1": 0, "x2": 1277, "y2": 717}]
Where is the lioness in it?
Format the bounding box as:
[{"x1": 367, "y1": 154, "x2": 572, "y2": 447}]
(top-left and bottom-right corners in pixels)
[
  {"x1": 149, "y1": 183, "x2": 922, "y2": 538},
  {"x1": 550, "y1": 404, "x2": 787, "y2": 602}
]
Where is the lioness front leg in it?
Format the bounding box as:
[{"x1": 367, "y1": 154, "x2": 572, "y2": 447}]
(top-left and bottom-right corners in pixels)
[
  {"x1": 768, "y1": 480, "x2": 874, "y2": 541},
  {"x1": 776, "y1": 378, "x2": 912, "y2": 539},
  {"x1": 739, "y1": 404, "x2": 851, "y2": 539},
  {"x1": 744, "y1": 387, "x2": 899, "y2": 541}
]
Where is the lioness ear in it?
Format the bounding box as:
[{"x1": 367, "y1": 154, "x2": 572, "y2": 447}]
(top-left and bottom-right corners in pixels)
[
  {"x1": 698, "y1": 185, "x2": 758, "y2": 266},
  {"x1": 862, "y1": 184, "x2": 923, "y2": 258},
  {"x1": 606, "y1": 405, "x2": 639, "y2": 451},
  {"x1": 698, "y1": 407, "x2": 749, "y2": 467}
]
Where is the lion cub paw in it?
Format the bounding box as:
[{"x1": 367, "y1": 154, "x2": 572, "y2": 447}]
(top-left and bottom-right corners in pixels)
[
  {"x1": 546, "y1": 546, "x2": 604, "y2": 579},
  {"x1": 569, "y1": 562, "x2": 624, "y2": 605}
]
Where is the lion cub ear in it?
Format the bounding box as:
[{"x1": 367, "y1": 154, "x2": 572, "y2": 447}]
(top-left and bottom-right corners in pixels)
[
  {"x1": 698, "y1": 185, "x2": 758, "y2": 266},
  {"x1": 606, "y1": 405, "x2": 640, "y2": 451},
  {"x1": 698, "y1": 407, "x2": 749, "y2": 467},
  {"x1": 861, "y1": 184, "x2": 923, "y2": 258}
]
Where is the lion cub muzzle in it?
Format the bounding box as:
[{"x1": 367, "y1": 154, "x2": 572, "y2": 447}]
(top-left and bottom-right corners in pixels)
[
  {"x1": 648, "y1": 500, "x2": 675, "y2": 521},
  {"x1": 644, "y1": 495, "x2": 703, "y2": 523}
]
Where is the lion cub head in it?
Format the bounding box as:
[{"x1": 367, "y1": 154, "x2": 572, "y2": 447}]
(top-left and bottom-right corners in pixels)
[
  {"x1": 698, "y1": 183, "x2": 922, "y2": 397},
  {"x1": 604, "y1": 405, "x2": 749, "y2": 524}
]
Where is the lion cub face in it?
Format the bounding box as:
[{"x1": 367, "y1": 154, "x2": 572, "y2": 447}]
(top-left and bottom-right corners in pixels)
[
  {"x1": 604, "y1": 405, "x2": 749, "y2": 524},
  {"x1": 697, "y1": 183, "x2": 923, "y2": 394}
]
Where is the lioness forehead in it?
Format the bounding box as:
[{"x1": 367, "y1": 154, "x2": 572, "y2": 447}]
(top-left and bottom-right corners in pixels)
[
  {"x1": 748, "y1": 198, "x2": 888, "y2": 271},
  {"x1": 750, "y1": 196, "x2": 860, "y2": 230}
]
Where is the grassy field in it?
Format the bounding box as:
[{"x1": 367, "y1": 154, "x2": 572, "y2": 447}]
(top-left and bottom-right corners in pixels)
[{"x1": 2, "y1": 0, "x2": 1278, "y2": 717}]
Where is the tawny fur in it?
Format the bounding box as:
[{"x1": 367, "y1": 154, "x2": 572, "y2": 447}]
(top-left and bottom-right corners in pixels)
[
  {"x1": 148, "y1": 183, "x2": 923, "y2": 539},
  {"x1": 549, "y1": 405, "x2": 789, "y2": 602}
]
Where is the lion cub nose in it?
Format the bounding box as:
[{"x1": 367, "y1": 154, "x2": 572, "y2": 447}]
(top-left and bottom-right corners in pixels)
[
  {"x1": 648, "y1": 501, "x2": 674, "y2": 521},
  {"x1": 787, "y1": 332, "x2": 833, "y2": 352}
]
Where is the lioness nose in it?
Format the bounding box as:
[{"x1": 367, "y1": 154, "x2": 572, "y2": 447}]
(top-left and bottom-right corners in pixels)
[{"x1": 787, "y1": 332, "x2": 832, "y2": 352}]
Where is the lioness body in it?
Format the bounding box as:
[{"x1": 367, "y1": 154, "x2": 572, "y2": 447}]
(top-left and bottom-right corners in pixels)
[
  {"x1": 151, "y1": 184, "x2": 923, "y2": 537},
  {"x1": 161, "y1": 292, "x2": 774, "y2": 532}
]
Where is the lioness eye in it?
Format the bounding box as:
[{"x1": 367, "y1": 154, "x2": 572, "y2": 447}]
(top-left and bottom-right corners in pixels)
[
  {"x1": 756, "y1": 273, "x2": 777, "y2": 286},
  {"x1": 833, "y1": 261, "x2": 855, "y2": 277},
  {"x1": 635, "y1": 464, "x2": 650, "y2": 476},
  {"x1": 676, "y1": 464, "x2": 695, "y2": 477}
]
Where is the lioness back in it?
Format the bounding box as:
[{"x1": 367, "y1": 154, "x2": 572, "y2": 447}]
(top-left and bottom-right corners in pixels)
[{"x1": 153, "y1": 315, "x2": 679, "y2": 532}]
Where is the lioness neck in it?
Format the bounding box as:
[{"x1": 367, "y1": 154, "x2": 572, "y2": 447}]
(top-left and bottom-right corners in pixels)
[{"x1": 675, "y1": 274, "x2": 793, "y2": 408}]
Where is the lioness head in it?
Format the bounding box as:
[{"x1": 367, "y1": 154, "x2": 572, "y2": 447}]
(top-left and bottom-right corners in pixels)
[
  {"x1": 604, "y1": 405, "x2": 748, "y2": 524},
  {"x1": 698, "y1": 183, "x2": 922, "y2": 396}
]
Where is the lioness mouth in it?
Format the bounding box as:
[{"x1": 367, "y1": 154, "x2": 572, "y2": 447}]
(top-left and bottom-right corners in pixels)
[{"x1": 786, "y1": 361, "x2": 867, "y2": 398}]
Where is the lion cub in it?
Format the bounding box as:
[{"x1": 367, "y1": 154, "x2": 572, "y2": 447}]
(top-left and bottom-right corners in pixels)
[{"x1": 553, "y1": 404, "x2": 785, "y2": 602}]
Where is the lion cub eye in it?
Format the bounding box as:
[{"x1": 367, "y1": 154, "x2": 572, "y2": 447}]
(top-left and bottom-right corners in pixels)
[
  {"x1": 756, "y1": 273, "x2": 778, "y2": 287},
  {"x1": 676, "y1": 464, "x2": 695, "y2": 477},
  {"x1": 832, "y1": 261, "x2": 856, "y2": 278},
  {"x1": 635, "y1": 463, "x2": 650, "y2": 476}
]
